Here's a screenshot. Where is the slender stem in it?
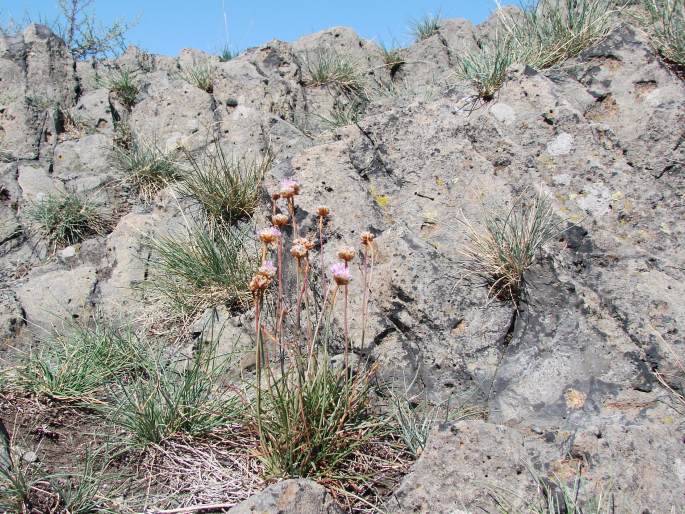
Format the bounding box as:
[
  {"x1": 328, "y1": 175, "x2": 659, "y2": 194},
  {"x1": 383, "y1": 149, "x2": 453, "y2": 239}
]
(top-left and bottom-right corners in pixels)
[
  {"x1": 319, "y1": 216, "x2": 326, "y2": 300},
  {"x1": 344, "y1": 284, "x2": 349, "y2": 370},
  {"x1": 308, "y1": 285, "x2": 336, "y2": 375},
  {"x1": 277, "y1": 236, "x2": 284, "y2": 376},
  {"x1": 254, "y1": 295, "x2": 264, "y2": 444}
]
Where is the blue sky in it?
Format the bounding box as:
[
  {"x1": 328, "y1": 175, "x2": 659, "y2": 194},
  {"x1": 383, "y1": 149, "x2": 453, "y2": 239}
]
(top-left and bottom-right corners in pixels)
[{"x1": 3, "y1": 1, "x2": 504, "y2": 56}]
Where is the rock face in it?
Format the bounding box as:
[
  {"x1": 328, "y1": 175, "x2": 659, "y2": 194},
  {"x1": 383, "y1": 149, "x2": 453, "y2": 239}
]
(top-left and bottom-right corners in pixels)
[
  {"x1": 1, "y1": 11, "x2": 684, "y2": 513},
  {"x1": 229, "y1": 479, "x2": 342, "y2": 514}
]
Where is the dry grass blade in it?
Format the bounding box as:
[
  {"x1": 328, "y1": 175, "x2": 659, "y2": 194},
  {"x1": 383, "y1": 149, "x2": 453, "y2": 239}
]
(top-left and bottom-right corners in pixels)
[{"x1": 137, "y1": 430, "x2": 264, "y2": 511}]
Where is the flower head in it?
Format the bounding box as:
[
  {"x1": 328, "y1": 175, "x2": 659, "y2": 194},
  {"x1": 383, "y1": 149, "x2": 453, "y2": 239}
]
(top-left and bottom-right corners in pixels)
[
  {"x1": 259, "y1": 227, "x2": 282, "y2": 245},
  {"x1": 279, "y1": 179, "x2": 301, "y2": 199},
  {"x1": 249, "y1": 273, "x2": 269, "y2": 294},
  {"x1": 330, "y1": 262, "x2": 352, "y2": 285},
  {"x1": 272, "y1": 213, "x2": 289, "y2": 227},
  {"x1": 271, "y1": 192, "x2": 281, "y2": 201},
  {"x1": 290, "y1": 244, "x2": 307, "y2": 259},
  {"x1": 294, "y1": 237, "x2": 315, "y2": 251},
  {"x1": 316, "y1": 205, "x2": 330, "y2": 218},
  {"x1": 337, "y1": 246, "x2": 355, "y2": 262},
  {"x1": 258, "y1": 260, "x2": 277, "y2": 280},
  {"x1": 360, "y1": 231, "x2": 375, "y2": 246}
]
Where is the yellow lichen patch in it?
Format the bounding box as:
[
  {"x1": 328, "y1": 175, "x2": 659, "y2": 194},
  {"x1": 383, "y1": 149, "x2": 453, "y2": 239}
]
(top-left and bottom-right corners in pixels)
[
  {"x1": 565, "y1": 388, "x2": 587, "y2": 409},
  {"x1": 375, "y1": 194, "x2": 390, "y2": 208},
  {"x1": 435, "y1": 177, "x2": 445, "y2": 187}
]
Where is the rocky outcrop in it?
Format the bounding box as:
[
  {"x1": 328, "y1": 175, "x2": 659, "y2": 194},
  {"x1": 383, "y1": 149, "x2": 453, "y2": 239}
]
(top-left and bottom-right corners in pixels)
[{"x1": 0, "y1": 10, "x2": 684, "y2": 512}]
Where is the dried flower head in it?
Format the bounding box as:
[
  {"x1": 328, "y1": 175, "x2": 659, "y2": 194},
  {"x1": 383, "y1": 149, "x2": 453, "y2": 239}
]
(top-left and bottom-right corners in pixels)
[
  {"x1": 279, "y1": 179, "x2": 301, "y2": 199},
  {"x1": 249, "y1": 273, "x2": 269, "y2": 293},
  {"x1": 259, "y1": 227, "x2": 282, "y2": 245},
  {"x1": 272, "y1": 213, "x2": 289, "y2": 227},
  {"x1": 290, "y1": 244, "x2": 307, "y2": 259},
  {"x1": 316, "y1": 205, "x2": 330, "y2": 218},
  {"x1": 360, "y1": 231, "x2": 375, "y2": 245},
  {"x1": 330, "y1": 262, "x2": 352, "y2": 285},
  {"x1": 258, "y1": 260, "x2": 277, "y2": 280},
  {"x1": 337, "y1": 246, "x2": 355, "y2": 262},
  {"x1": 271, "y1": 192, "x2": 281, "y2": 201},
  {"x1": 294, "y1": 237, "x2": 315, "y2": 251}
]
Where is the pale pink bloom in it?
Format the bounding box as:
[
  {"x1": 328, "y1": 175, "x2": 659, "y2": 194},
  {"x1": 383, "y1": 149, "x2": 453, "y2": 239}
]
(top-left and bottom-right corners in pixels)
[
  {"x1": 330, "y1": 262, "x2": 352, "y2": 285},
  {"x1": 258, "y1": 260, "x2": 277, "y2": 279},
  {"x1": 259, "y1": 227, "x2": 282, "y2": 244},
  {"x1": 279, "y1": 179, "x2": 301, "y2": 198}
]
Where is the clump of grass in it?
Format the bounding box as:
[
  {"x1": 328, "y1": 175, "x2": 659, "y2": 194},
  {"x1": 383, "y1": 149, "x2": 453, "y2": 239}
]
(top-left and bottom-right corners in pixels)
[
  {"x1": 457, "y1": 0, "x2": 616, "y2": 99},
  {"x1": 248, "y1": 181, "x2": 409, "y2": 508},
  {"x1": 458, "y1": 191, "x2": 562, "y2": 304},
  {"x1": 638, "y1": 0, "x2": 685, "y2": 66},
  {"x1": 147, "y1": 222, "x2": 255, "y2": 315},
  {"x1": 319, "y1": 97, "x2": 367, "y2": 128},
  {"x1": 410, "y1": 13, "x2": 441, "y2": 41},
  {"x1": 493, "y1": 469, "x2": 615, "y2": 513},
  {"x1": 501, "y1": 0, "x2": 616, "y2": 70},
  {"x1": 305, "y1": 49, "x2": 366, "y2": 94},
  {"x1": 108, "y1": 341, "x2": 242, "y2": 448},
  {"x1": 27, "y1": 191, "x2": 107, "y2": 248},
  {"x1": 178, "y1": 63, "x2": 215, "y2": 93},
  {"x1": 178, "y1": 141, "x2": 272, "y2": 224},
  {"x1": 380, "y1": 42, "x2": 405, "y2": 75},
  {"x1": 219, "y1": 45, "x2": 238, "y2": 62},
  {"x1": 98, "y1": 69, "x2": 139, "y2": 108},
  {"x1": 16, "y1": 321, "x2": 152, "y2": 403},
  {"x1": 456, "y1": 34, "x2": 516, "y2": 101},
  {"x1": 111, "y1": 136, "x2": 181, "y2": 200}
]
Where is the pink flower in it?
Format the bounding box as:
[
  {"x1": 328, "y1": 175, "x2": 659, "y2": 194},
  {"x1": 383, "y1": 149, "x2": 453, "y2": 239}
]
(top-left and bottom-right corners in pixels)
[
  {"x1": 259, "y1": 227, "x2": 282, "y2": 244},
  {"x1": 330, "y1": 262, "x2": 352, "y2": 285},
  {"x1": 258, "y1": 260, "x2": 277, "y2": 279},
  {"x1": 279, "y1": 179, "x2": 301, "y2": 198}
]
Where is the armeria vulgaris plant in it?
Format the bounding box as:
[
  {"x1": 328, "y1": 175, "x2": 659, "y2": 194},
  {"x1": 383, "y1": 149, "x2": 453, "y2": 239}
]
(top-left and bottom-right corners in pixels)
[{"x1": 247, "y1": 180, "x2": 399, "y2": 505}]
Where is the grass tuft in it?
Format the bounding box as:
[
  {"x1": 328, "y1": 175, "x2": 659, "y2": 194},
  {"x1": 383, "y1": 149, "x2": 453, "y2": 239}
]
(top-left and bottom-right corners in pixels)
[
  {"x1": 0, "y1": 444, "x2": 114, "y2": 513},
  {"x1": 111, "y1": 136, "x2": 181, "y2": 200},
  {"x1": 107, "y1": 341, "x2": 242, "y2": 448},
  {"x1": 256, "y1": 361, "x2": 382, "y2": 479},
  {"x1": 178, "y1": 63, "x2": 215, "y2": 93},
  {"x1": 16, "y1": 321, "x2": 152, "y2": 403},
  {"x1": 456, "y1": 34, "x2": 515, "y2": 101},
  {"x1": 319, "y1": 97, "x2": 367, "y2": 128},
  {"x1": 458, "y1": 191, "x2": 562, "y2": 304},
  {"x1": 493, "y1": 469, "x2": 615, "y2": 513},
  {"x1": 97, "y1": 69, "x2": 139, "y2": 108},
  {"x1": 219, "y1": 45, "x2": 238, "y2": 62},
  {"x1": 147, "y1": 222, "x2": 255, "y2": 315},
  {"x1": 638, "y1": 0, "x2": 685, "y2": 66},
  {"x1": 380, "y1": 42, "x2": 405, "y2": 74},
  {"x1": 27, "y1": 191, "x2": 108, "y2": 247},
  {"x1": 305, "y1": 49, "x2": 366, "y2": 94},
  {"x1": 178, "y1": 142, "x2": 272, "y2": 224},
  {"x1": 410, "y1": 13, "x2": 441, "y2": 41},
  {"x1": 457, "y1": 0, "x2": 616, "y2": 99}
]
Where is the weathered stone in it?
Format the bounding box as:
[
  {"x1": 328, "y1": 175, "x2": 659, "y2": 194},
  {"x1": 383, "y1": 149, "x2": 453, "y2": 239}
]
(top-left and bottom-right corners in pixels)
[
  {"x1": 131, "y1": 71, "x2": 215, "y2": 151},
  {"x1": 14, "y1": 264, "x2": 97, "y2": 332},
  {"x1": 229, "y1": 479, "x2": 342, "y2": 514}
]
